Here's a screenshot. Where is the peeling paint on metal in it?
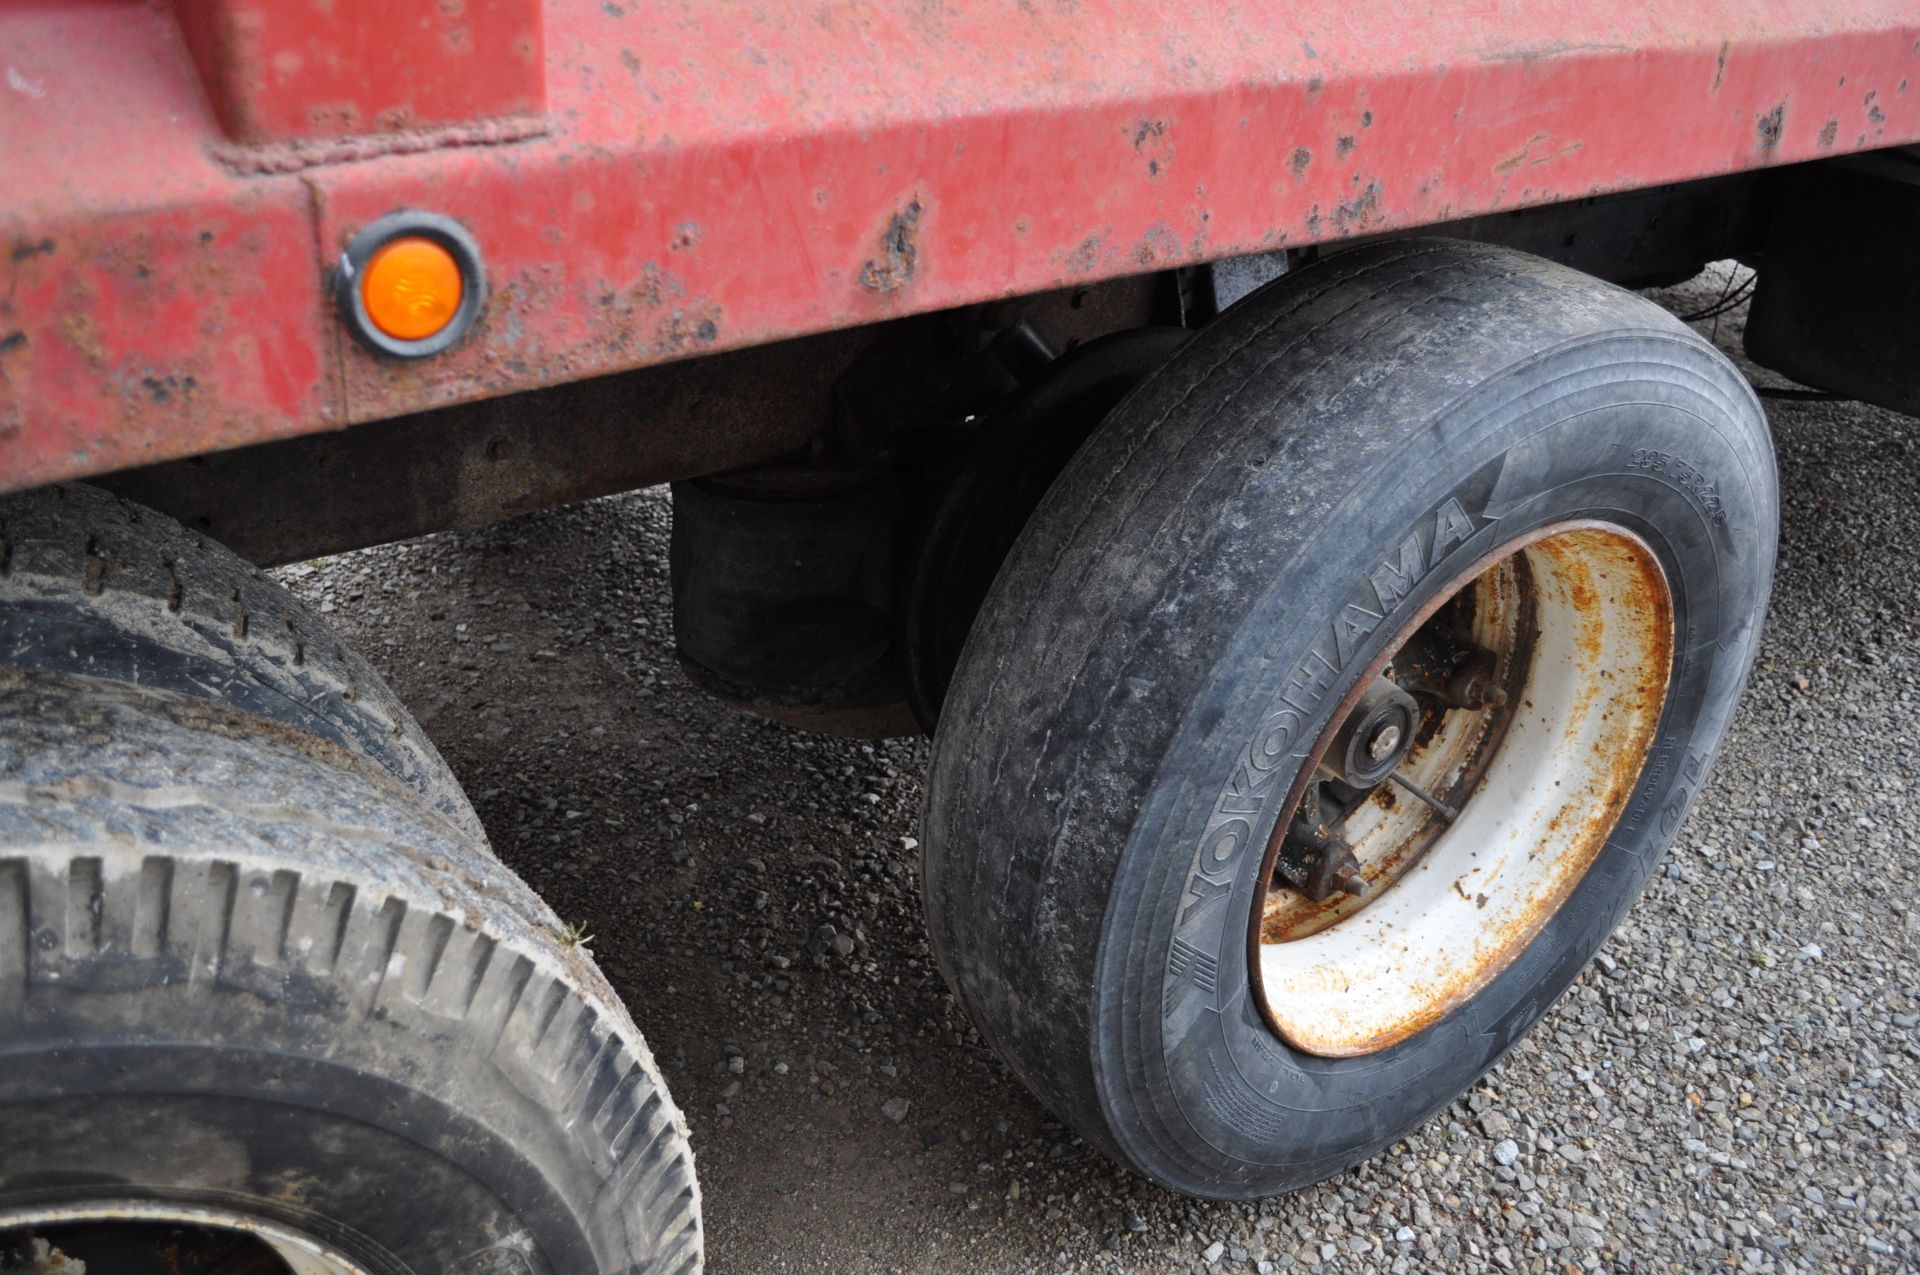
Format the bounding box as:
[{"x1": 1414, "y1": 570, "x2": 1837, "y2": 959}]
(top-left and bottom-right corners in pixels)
[
  {"x1": 5, "y1": 1, "x2": 1920, "y2": 490},
  {"x1": 1757, "y1": 102, "x2": 1787, "y2": 149},
  {"x1": 858, "y1": 200, "x2": 922, "y2": 294}
]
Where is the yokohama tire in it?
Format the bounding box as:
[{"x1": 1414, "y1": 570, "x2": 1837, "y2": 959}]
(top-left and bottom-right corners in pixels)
[{"x1": 922, "y1": 240, "x2": 1777, "y2": 1197}]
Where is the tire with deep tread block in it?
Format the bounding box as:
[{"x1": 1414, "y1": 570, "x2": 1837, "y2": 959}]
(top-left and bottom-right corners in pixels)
[
  {"x1": 0, "y1": 668, "x2": 701, "y2": 1274},
  {"x1": 0, "y1": 482, "x2": 485, "y2": 844}
]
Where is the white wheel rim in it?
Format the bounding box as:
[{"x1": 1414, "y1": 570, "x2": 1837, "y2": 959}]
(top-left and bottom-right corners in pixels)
[{"x1": 1255, "y1": 523, "x2": 1672, "y2": 1057}]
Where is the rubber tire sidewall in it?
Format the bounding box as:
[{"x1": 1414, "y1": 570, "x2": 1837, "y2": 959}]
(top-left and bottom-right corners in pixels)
[
  {"x1": 1094, "y1": 327, "x2": 1774, "y2": 1196},
  {"x1": 0, "y1": 672, "x2": 699, "y2": 1275},
  {"x1": 8, "y1": 1062, "x2": 598, "y2": 1275}
]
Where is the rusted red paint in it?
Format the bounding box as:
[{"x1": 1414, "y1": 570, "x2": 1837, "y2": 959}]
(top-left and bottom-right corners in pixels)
[
  {"x1": 4, "y1": 1, "x2": 1920, "y2": 490},
  {"x1": 174, "y1": 0, "x2": 545, "y2": 144}
]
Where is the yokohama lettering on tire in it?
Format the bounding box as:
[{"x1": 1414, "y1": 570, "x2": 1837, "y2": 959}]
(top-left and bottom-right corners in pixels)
[{"x1": 922, "y1": 239, "x2": 1777, "y2": 1197}]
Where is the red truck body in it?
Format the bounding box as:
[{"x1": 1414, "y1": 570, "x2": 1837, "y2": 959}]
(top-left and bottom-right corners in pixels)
[{"x1": 3, "y1": 0, "x2": 1918, "y2": 492}]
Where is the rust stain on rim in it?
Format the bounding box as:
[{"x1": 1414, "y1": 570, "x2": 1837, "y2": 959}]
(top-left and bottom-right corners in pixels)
[
  {"x1": 1259, "y1": 551, "x2": 1535, "y2": 944},
  {"x1": 1246, "y1": 520, "x2": 1674, "y2": 1058}
]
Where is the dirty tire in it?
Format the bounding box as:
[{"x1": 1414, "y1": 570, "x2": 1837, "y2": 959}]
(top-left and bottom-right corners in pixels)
[
  {"x1": 922, "y1": 240, "x2": 1777, "y2": 1197},
  {"x1": 0, "y1": 482, "x2": 484, "y2": 844},
  {"x1": 0, "y1": 670, "x2": 701, "y2": 1274},
  {"x1": 901, "y1": 327, "x2": 1190, "y2": 729}
]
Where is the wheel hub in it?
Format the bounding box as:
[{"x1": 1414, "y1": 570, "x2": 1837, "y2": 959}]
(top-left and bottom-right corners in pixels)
[{"x1": 1329, "y1": 676, "x2": 1420, "y2": 787}]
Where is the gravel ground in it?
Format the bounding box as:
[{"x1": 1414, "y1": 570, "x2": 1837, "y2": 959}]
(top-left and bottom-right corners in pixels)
[{"x1": 279, "y1": 270, "x2": 1918, "y2": 1274}]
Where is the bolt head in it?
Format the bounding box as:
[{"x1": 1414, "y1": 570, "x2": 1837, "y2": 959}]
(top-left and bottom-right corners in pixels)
[{"x1": 1367, "y1": 722, "x2": 1403, "y2": 761}]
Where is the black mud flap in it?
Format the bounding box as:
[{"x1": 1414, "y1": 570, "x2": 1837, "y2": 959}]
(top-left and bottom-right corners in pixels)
[{"x1": 1745, "y1": 146, "x2": 1920, "y2": 417}]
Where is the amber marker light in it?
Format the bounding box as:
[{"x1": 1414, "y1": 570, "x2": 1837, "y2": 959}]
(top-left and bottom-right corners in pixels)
[
  {"x1": 336, "y1": 212, "x2": 485, "y2": 359},
  {"x1": 362, "y1": 236, "x2": 463, "y2": 341}
]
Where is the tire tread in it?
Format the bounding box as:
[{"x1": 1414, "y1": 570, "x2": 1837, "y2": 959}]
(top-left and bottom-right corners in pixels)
[
  {"x1": 0, "y1": 483, "x2": 484, "y2": 842},
  {"x1": 0, "y1": 670, "x2": 700, "y2": 1273}
]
